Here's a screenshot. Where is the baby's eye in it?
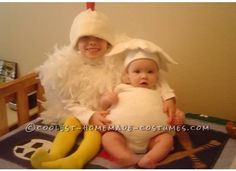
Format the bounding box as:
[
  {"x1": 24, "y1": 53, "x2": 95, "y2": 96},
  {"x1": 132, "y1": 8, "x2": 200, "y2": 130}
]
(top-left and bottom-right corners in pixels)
[
  {"x1": 148, "y1": 70, "x2": 153, "y2": 73},
  {"x1": 134, "y1": 70, "x2": 140, "y2": 73}
]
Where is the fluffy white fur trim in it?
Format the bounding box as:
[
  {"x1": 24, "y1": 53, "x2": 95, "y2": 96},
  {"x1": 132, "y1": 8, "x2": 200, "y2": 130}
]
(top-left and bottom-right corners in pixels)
[{"x1": 39, "y1": 46, "x2": 121, "y2": 123}]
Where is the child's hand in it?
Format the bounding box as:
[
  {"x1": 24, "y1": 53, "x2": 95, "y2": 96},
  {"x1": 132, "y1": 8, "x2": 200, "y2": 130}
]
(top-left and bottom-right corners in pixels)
[
  {"x1": 89, "y1": 111, "x2": 111, "y2": 127},
  {"x1": 100, "y1": 92, "x2": 118, "y2": 110},
  {"x1": 163, "y1": 98, "x2": 176, "y2": 124}
]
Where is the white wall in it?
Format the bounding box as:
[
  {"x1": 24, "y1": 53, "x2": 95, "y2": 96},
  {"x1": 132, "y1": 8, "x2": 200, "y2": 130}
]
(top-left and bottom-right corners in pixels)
[{"x1": 0, "y1": 3, "x2": 236, "y2": 121}]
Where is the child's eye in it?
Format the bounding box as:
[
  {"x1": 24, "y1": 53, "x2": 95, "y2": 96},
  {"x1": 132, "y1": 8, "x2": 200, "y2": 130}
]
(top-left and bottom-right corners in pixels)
[
  {"x1": 80, "y1": 36, "x2": 89, "y2": 40},
  {"x1": 134, "y1": 70, "x2": 140, "y2": 73}
]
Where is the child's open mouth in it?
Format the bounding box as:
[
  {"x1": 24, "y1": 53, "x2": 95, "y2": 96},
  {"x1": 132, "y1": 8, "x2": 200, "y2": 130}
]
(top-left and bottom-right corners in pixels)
[{"x1": 87, "y1": 48, "x2": 100, "y2": 52}]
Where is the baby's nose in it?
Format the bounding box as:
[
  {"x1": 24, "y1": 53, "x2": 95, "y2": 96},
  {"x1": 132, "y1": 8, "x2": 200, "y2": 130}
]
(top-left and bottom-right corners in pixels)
[{"x1": 140, "y1": 73, "x2": 147, "y2": 78}]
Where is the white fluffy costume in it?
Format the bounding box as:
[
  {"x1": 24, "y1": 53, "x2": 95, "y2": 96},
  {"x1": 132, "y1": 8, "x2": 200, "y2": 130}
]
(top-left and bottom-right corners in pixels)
[
  {"x1": 106, "y1": 38, "x2": 177, "y2": 153},
  {"x1": 107, "y1": 83, "x2": 169, "y2": 153},
  {"x1": 31, "y1": 6, "x2": 125, "y2": 169},
  {"x1": 39, "y1": 46, "x2": 120, "y2": 124},
  {"x1": 39, "y1": 9, "x2": 119, "y2": 125}
]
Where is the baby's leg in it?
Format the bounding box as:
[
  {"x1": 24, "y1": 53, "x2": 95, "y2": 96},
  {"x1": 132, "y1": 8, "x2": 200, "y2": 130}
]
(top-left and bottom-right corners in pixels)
[
  {"x1": 102, "y1": 131, "x2": 139, "y2": 167},
  {"x1": 138, "y1": 132, "x2": 173, "y2": 168}
]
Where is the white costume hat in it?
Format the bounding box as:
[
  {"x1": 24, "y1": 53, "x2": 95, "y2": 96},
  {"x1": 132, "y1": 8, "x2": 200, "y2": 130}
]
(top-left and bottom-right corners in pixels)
[
  {"x1": 124, "y1": 49, "x2": 160, "y2": 68},
  {"x1": 106, "y1": 38, "x2": 178, "y2": 72},
  {"x1": 70, "y1": 9, "x2": 115, "y2": 48}
]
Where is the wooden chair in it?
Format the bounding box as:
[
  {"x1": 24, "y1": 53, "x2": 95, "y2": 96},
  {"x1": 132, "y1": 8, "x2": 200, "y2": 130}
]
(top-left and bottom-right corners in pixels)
[{"x1": 0, "y1": 72, "x2": 44, "y2": 136}]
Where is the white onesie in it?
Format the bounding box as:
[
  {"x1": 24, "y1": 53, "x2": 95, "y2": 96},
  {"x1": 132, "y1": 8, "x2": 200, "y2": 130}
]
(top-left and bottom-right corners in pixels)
[{"x1": 106, "y1": 84, "x2": 169, "y2": 153}]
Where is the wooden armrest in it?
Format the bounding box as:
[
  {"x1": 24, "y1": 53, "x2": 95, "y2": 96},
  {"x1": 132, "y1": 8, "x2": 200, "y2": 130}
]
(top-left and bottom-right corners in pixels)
[{"x1": 0, "y1": 72, "x2": 44, "y2": 136}]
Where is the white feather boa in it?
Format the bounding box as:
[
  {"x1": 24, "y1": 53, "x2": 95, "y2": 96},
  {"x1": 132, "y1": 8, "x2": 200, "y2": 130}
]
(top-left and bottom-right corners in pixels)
[{"x1": 39, "y1": 46, "x2": 121, "y2": 123}]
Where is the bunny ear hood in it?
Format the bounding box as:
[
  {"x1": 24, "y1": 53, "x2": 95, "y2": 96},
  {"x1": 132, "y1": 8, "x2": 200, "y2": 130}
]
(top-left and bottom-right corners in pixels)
[{"x1": 106, "y1": 38, "x2": 178, "y2": 72}]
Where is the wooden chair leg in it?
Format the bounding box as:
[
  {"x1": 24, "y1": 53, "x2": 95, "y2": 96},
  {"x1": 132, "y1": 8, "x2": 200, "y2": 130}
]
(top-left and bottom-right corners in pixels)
[{"x1": 0, "y1": 96, "x2": 9, "y2": 135}]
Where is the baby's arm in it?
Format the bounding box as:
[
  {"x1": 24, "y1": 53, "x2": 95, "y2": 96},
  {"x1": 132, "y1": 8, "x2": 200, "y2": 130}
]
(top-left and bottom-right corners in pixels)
[
  {"x1": 163, "y1": 98, "x2": 185, "y2": 125},
  {"x1": 158, "y1": 75, "x2": 185, "y2": 125},
  {"x1": 100, "y1": 91, "x2": 118, "y2": 110},
  {"x1": 163, "y1": 97, "x2": 176, "y2": 123},
  {"x1": 158, "y1": 75, "x2": 176, "y2": 123}
]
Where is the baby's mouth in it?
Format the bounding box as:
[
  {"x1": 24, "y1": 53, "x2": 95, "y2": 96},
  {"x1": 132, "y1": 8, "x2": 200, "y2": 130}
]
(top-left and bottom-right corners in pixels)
[{"x1": 139, "y1": 81, "x2": 148, "y2": 87}]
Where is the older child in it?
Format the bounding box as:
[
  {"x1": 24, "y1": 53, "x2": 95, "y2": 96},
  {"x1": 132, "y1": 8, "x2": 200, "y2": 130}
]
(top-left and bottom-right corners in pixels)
[
  {"x1": 31, "y1": 9, "x2": 118, "y2": 169},
  {"x1": 101, "y1": 39, "x2": 182, "y2": 168}
]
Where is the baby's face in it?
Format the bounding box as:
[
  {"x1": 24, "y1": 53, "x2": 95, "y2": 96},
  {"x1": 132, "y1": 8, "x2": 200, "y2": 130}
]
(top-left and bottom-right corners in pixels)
[
  {"x1": 77, "y1": 36, "x2": 109, "y2": 59},
  {"x1": 127, "y1": 59, "x2": 159, "y2": 89}
]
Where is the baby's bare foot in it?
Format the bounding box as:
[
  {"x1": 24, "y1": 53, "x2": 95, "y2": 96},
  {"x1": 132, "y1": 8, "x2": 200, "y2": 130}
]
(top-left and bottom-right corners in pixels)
[
  {"x1": 116, "y1": 154, "x2": 140, "y2": 168},
  {"x1": 138, "y1": 155, "x2": 158, "y2": 169}
]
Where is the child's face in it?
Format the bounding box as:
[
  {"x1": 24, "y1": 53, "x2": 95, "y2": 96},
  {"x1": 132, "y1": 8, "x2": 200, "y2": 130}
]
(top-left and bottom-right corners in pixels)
[
  {"x1": 127, "y1": 59, "x2": 159, "y2": 89},
  {"x1": 77, "y1": 36, "x2": 109, "y2": 59}
]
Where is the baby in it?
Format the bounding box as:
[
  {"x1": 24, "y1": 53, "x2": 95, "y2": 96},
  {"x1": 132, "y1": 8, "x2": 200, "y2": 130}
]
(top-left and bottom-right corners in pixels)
[{"x1": 101, "y1": 39, "x2": 178, "y2": 168}]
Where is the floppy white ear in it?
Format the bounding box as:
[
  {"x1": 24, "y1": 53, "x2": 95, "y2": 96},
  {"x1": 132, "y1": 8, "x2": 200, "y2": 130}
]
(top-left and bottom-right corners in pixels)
[{"x1": 156, "y1": 49, "x2": 178, "y2": 72}]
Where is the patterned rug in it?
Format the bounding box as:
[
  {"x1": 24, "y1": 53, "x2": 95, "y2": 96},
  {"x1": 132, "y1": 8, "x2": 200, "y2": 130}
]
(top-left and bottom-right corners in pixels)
[{"x1": 0, "y1": 123, "x2": 229, "y2": 169}]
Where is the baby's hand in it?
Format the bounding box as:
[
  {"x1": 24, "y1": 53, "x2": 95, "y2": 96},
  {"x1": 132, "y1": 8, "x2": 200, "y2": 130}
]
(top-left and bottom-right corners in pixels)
[
  {"x1": 163, "y1": 98, "x2": 176, "y2": 124},
  {"x1": 171, "y1": 109, "x2": 185, "y2": 125},
  {"x1": 89, "y1": 111, "x2": 111, "y2": 127}
]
